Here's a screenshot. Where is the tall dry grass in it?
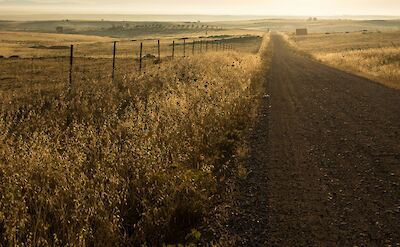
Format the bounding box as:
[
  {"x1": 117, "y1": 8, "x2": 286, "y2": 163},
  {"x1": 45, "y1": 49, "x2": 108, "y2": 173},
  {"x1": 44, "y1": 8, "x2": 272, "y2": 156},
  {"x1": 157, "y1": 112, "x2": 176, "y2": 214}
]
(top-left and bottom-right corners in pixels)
[
  {"x1": 0, "y1": 40, "x2": 267, "y2": 245},
  {"x1": 314, "y1": 47, "x2": 400, "y2": 88},
  {"x1": 282, "y1": 31, "x2": 400, "y2": 89}
]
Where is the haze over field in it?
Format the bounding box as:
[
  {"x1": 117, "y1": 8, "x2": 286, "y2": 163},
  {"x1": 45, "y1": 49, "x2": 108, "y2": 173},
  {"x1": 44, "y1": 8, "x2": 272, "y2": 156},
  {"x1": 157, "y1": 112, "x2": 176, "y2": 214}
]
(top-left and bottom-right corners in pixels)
[{"x1": 1, "y1": 0, "x2": 399, "y2": 18}]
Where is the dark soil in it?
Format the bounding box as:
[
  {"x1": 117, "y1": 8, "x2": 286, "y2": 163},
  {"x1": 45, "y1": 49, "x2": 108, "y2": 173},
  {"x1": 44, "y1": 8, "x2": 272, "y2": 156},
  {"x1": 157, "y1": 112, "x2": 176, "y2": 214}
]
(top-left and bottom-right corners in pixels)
[{"x1": 212, "y1": 34, "x2": 400, "y2": 246}]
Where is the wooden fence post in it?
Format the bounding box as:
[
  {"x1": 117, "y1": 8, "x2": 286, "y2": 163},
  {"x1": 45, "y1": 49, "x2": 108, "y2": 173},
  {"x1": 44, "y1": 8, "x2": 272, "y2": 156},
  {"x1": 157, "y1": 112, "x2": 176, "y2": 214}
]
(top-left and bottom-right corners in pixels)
[
  {"x1": 112, "y1": 41, "x2": 117, "y2": 82},
  {"x1": 139, "y1": 42, "x2": 143, "y2": 72},
  {"x1": 69, "y1": 45, "x2": 73, "y2": 89},
  {"x1": 206, "y1": 40, "x2": 208, "y2": 52},
  {"x1": 172, "y1": 41, "x2": 175, "y2": 59},
  {"x1": 192, "y1": 41, "x2": 195, "y2": 56}
]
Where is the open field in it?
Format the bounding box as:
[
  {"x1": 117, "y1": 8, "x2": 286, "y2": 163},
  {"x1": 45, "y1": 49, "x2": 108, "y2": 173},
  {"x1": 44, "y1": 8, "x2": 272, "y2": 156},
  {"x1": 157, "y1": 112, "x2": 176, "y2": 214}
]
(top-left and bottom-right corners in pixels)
[
  {"x1": 254, "y1": 19, "x2": 400, "y2": 33},
  {"x1": 0, "y1": 20, "x2": 265, "y2": 39},
  {"x1": 1, "y1": 15, "x2": 400, "y2": 246},
  {"x1": 284, "y1": 31, "x2": 400, "y2": 88},
  {"x1": 0, "y1": 31, "x2": 263, "y2": 105},
  {"x1": 0, "y1": 31, "x2": 113, "y2": 58},
  {"x1": 1, "y1": 18, "x2": 399, "y2": 38},
  {"x1": 0, "y1": 25, "x2": 270, "y2": 245},
  {"x1": 0, "y1": 31, "x2": 262, "y2": 58}
]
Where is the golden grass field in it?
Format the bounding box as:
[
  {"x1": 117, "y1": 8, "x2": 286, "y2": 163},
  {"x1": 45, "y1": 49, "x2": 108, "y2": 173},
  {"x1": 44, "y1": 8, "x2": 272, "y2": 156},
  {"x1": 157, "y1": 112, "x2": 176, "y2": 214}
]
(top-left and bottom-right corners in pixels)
[
  {"x1": 0, "y1": 17, "x2": 398, "y2": 245},
  {"x1": 284, "y1": 31, "x2": 400, "y2": 89},
  {"x1": 0, "y1": 30, "x2": 263, "y2": 103},
  {"x1": 0, "y1": 30, "x2": 263, "y2": 57},
  {"x1": 0, "y1": 28, "x2": 270, "y2": 245}
]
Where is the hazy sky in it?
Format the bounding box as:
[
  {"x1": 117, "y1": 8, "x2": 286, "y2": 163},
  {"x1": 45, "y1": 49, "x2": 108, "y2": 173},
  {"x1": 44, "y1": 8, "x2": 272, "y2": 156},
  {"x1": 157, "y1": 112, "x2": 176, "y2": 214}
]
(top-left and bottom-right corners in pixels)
[{"x1": 1, "y1": 0, "x2": 399, "y2": 16}]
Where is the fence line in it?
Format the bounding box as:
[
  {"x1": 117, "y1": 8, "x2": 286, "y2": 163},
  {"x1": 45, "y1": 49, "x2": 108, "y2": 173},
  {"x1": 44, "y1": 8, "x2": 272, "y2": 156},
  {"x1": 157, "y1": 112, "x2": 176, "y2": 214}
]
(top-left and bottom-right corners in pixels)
[{"x1": 1, "y1": 37, "x2": 237, "y2": 94}]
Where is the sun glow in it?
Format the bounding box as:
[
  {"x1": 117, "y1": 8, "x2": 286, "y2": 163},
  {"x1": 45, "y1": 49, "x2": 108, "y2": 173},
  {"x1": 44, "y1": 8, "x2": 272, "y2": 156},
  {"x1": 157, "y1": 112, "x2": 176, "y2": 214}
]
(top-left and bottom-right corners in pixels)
[{"x1": 0, "y1": 0, "x2": 399, "y2": 16}]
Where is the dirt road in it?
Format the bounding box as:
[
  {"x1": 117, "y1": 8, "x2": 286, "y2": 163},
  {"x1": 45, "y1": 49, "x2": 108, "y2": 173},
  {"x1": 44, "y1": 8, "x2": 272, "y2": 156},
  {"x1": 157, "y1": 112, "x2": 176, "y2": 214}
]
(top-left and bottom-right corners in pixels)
[{"x1": 225, "y1": 34, "x2": 400, "y2": 246}]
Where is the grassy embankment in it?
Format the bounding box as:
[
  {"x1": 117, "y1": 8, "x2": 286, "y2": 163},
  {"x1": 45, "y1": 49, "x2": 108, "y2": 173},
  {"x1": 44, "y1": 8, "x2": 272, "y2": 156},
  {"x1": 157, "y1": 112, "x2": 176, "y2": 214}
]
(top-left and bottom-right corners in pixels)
[
  {"x1": 283, "y1": 31, "x2": 400, "y2": 89},
  {"x1": 0, "y1": 31, "x2": 270, "y2": 245}
]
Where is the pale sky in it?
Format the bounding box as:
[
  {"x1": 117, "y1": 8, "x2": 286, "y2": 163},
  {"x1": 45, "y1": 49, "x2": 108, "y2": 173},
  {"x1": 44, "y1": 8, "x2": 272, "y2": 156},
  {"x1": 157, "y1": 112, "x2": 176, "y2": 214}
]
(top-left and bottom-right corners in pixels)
[{"x1": 1, "y1": 0, "x2": 399, "y2": 16}]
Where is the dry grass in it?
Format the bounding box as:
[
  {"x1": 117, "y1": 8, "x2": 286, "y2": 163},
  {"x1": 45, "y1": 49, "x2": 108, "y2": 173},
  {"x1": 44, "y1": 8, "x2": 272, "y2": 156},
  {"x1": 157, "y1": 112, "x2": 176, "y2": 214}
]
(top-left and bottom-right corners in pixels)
[
  {"x1": 0, "y1": 31, "x2": 263, "y2": 59},
  {"x1": 0, "y1": 32, "x2": 263, "y2": 101},
  {"x1": 0, "y1": 31, "x2": 113, "y2": 57},
  {"x1": 284, "y1": 31, "x2": 400, "y2": 89},
  {"x1": 0, "y1": 32, "x2": 269, "y2": 245},
  {"x1": 0, "y1": 20, "x2": 266, "y2": 40},
  {"x1": 314, "y1": 47, "x2": 400, "y2": 88}
]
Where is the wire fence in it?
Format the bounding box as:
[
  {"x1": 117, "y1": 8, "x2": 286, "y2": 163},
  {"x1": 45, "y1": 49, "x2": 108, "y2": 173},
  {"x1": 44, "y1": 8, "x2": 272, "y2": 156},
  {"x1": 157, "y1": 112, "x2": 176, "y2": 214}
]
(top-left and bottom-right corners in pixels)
[{"x1": 0, "y1": 37, "x2": 238, "y2": 95}]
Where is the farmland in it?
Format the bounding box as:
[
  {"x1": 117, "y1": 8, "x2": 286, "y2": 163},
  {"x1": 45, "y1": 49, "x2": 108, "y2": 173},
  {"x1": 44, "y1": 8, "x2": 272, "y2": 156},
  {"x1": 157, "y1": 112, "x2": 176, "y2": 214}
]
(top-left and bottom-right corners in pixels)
[
  {"x1": 0, "y1": 19, "x2": 265, "y2": 38},
  {"x1": 0, "y1": 16, "x2": 400, "y2": 246},
  {"x1": 0, "y1": 21, "x2": 269, "y2": 245},
  {"x1": 1, "y1": 18, "x2": 399, "y2": 35},
  {"x1": 0, "y1": 30, "x2": 263, "y2": 106}
]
